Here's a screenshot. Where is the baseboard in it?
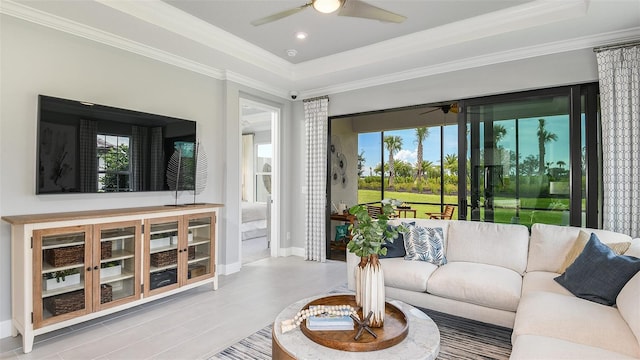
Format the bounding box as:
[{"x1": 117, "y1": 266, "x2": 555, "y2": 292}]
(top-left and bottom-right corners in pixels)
[
  {"x1": 279, "y1": 247, "x2": 305, "y2": 257},
  {"x1": 1, "y1": 319, "x2": 12, "y2": 339},
  {"x1": 219, "y1": 261, "x2": 241, "y2": 275}
]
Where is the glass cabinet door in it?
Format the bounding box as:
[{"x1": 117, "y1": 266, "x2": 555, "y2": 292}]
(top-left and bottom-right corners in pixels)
[
  {"x1": 34, "y1": 225, "x2": 92, "y2": 328},
  {"x1": 94, "y1": 221, "x2": 141, "y2": 310},
  {"x1": 145, "y1": 217, "x2": 181, "y2": 296},
  {"x1": 185, "y1": 213, "x2": 215, "y2": 283}
]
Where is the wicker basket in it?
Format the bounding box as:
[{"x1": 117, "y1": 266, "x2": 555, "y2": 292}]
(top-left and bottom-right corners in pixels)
[
  {"x1": 150, "y1": 246, "x2": 196, "y2": 267},
  {"x1": 43, "y1": 285, "x2": 112, "y2": 316},
  {"x1": 101, "y1": 241, "x2": 112, "y2": 260},
  {"x1": 44, "y1": 245, "x2": 84, "y2": 267}
]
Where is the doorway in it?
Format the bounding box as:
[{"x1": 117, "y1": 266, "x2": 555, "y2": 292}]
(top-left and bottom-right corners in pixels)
[{"x1": 240, "y1": 98, "x2": 280, "y2": 264}]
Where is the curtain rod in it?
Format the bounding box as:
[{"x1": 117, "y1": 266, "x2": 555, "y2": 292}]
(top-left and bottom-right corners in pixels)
[
  {"x1": 593, "y1": 40, "x2": 640, "y2": 52},
  {"x1": 303, "y1": 95, "x2": 329, "y2": 103}
]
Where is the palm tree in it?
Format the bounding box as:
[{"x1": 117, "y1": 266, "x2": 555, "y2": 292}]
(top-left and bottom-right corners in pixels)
[
  {"x1": 383, "y1": 135, "x2": 403, "y2": 187},
  {"x1": 537, "y1": 119, "x2": 557, "y2": 176},
  {"x1": 414, "y1": 127, "x2": 429, "y2": 181},
  {"x1": 494, "y1": 124, "x2": 507, "y2": 145},
  {"x1": 444, "y1": 153, "x2": 458, "y2": 176}
]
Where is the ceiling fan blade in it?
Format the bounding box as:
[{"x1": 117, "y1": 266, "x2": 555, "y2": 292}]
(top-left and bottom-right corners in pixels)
[
  {"x1": 338, "y1": 0, "x2": 406, "y2": 23},
  {"x1": 251, "y1": 2, "x2": 313, "y2": 26},
  {"x1": 419, "y1": 108, "x2": 440, "y2": 116}
]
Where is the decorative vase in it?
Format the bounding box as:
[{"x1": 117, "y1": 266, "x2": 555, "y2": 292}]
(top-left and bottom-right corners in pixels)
[
  {"x1": 354, "y1": 256, "x2": 368, "y2": 307},
  {"x1": 362, "y1": 254, "x2": 385, "y2": 327}
]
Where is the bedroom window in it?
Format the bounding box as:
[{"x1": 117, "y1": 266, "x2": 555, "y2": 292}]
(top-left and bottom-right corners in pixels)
[{"x1": 255, "y1": 143, "x2": 272, "y2": 202}]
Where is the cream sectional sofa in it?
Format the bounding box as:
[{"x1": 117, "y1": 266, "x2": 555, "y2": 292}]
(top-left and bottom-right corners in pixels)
[{"x1": 345, "y1": 220, "x2": 640, "y2": 359}]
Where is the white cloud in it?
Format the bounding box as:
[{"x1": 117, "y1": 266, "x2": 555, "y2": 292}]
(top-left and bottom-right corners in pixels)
[{"x1": 395, "y1": 149, "x2": 417, "y2": 164}]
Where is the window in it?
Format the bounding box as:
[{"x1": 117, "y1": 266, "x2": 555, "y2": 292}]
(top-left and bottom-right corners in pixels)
[{"x1": 97, "y1": 134, "x2": 130, "y2": 192}]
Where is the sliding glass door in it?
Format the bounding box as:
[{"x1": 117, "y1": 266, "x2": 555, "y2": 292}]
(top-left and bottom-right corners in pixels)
[{"x1": 459, "y1": 84, "x2": 600, "y2": 228}]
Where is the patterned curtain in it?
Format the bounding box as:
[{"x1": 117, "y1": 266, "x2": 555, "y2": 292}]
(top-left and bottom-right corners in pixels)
[
  {"x1": 79, "y1": 119, "x2": 97, "y2": 192},
  {"x1": 304, "y1": 97, "x2": 329, "y2": 262},
  {"x1": 149, "y1": 127, "x2": 165, "y2": 191},
  {"x1": 596, "y1": 44, "x2": 640, "y2": 237},
  {"x1": 130, "y1": 126, "x2": 148, "y2": 191}
]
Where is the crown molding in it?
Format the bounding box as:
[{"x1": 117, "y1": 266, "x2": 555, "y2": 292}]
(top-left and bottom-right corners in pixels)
[
  {"x1": 0, "y1": 0, "x2": 224, "y2": 79},
  {"x1": 292, "y1": 0, "x2": 589, "y2": 79},
  {"x1": 223, "y1": 71, "x2": 290, "y2": 100},
  {"x1": 95, "y1": 0, "x2": 294, "y2": 79},
  {"x1": 3, "y1": 0, "x2": 638, "y2": 102},
  {"x1": 300, "y1": 27, "x2": 640, "y2": 98}
]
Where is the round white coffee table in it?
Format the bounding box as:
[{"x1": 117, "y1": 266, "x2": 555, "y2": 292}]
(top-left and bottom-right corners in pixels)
[{"x1": 272, "y1": 294, "x2": 440, "y2": 360}]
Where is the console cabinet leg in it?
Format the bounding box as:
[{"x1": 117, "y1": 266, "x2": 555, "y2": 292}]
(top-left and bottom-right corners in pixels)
[
  {"x1": 11, "y1": 323, "x2": 17, "y2": 337},
  {"x1": 22, "y1": 331, "x2": 34, "y2": 353}
]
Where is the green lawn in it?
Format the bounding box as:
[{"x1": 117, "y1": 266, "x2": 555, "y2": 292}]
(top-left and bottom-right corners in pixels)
[{"x1": 357, "y1": 189, "x2": 569, "y2": 228}]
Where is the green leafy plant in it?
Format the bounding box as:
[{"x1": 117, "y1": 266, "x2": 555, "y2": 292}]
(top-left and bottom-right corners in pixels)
[
  {"x1": 101, "y1": 260, "x2": 120, "y2": 268},
  {"x1": 44, "y1": 268, "x2": 79, "y2": 283},
  {"x1": 346, "y1": 204, "x2": 404, "y2": 257}
]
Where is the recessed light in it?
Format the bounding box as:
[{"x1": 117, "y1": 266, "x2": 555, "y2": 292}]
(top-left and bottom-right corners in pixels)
[
  {"x1": 287, "y1": 49, "x2": 298, "y2": 57},
  {"x1": 295, "y1": 32, "x2": 307, "y2": 40},
  {"x1": 80, "y1": 102, "x2": 94, "y2": 106}
]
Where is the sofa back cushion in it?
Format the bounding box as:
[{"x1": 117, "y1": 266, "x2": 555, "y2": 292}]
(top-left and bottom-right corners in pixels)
[
  {"x1": 527, "y1": 223, "x2": 632, "y2": 272},
  {"x1": 446, "y1": 221, "x2": 530, "y2": 274},
  {"x1": 617, "y1": 271, "x2": 640, "y2": 351}
]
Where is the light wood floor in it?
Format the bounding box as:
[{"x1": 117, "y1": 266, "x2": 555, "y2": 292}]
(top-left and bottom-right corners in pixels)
[{"x1": 0, "y1": 256, "x2": 347, "y2": 359}]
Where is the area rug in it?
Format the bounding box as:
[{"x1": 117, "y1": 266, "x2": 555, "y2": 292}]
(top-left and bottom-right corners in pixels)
[{"x1": 210, "y1": 307, "x2": 512, "y2": 360}]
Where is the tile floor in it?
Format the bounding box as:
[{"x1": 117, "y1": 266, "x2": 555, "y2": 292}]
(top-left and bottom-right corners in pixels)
[{"x1": 0, "y1": 256, "x2": 346, "y2": 359}]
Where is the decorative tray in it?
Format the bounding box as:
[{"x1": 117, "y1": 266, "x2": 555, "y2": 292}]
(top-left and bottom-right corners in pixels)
[{"x1": 299, "y1": 294, "x2": 409, "y2": 352}]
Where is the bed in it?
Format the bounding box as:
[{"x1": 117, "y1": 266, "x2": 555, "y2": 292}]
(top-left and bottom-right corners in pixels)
[{"x1": 242, "y1": 201, "x2": 269, "y2": 240}]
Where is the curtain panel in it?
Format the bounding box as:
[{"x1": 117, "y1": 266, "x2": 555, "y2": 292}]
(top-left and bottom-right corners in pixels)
[
  {"x1": 79, "y1": 119, "x2": 97, "y2": 192},
  {"x1": 596, "y1": 45, "x2": 640, "y2": 237},
  {"x1": 304, "y1": 97, "x2": 329, "y2": 262}
]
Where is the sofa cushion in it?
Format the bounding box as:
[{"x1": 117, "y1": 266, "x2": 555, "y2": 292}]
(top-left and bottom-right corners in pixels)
[
  {"x1": 511, "y1": 335, "x2": 638, "y2": 359},
  {"x1": 558, "y1": 230, "x2": 631, "y2": 273},
  {"x1": 521, "y1": 271, "x2": 572, "y2": 297},
  {"x1": 402, "y1": 224, "x2": 446, "y2": 265},
  {"x1": 445, "y1": 221, "x2": 529, "y2": 275},
  {"x1": 380, "y1": 224, "x2": 408, "y2": 259},
  {"x1": 427, "y1": 262, "x2": 522, "y2": 312},
  {"x1": 379, "y1": 257, "x2": 438, "y2": 292},
  {"x1": 617, "y1": 271, "x2": 640, "y2": 351},
  {"x1": 554, "y1": 233, "x2": 640, "y2": 306},
  {"x1": 527, "y1": 223, "x2": 632, "y2": 272},
  {"x1": 513, "y1": 291, "x2": 640, "y2": 357}
]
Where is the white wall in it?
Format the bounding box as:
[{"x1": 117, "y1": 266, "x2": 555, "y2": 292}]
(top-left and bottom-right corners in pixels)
[
  {"x1": 1, "y1": 10, "x2": 603, "y2": 337},
  {"x1": 0, "y1": 15, "x2": 228, "y2": 334}
]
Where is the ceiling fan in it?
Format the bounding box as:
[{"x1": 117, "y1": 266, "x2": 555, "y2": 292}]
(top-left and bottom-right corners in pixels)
[
  {"x1": 251, "y1": 0, "x2": 406, "y2": 26},
  {"x1": 419, "y1": 103, "x2": 460, "y2": 116}
]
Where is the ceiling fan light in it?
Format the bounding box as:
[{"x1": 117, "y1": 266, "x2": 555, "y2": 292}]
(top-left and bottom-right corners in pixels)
[{"x1": 313, "y1": 0, "x2": 342, "y2": 14}]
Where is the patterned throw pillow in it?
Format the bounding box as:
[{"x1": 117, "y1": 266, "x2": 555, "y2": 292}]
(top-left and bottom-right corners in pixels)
[{"x1": 402, "y1": 224, "x2": 447, "y2": 266}]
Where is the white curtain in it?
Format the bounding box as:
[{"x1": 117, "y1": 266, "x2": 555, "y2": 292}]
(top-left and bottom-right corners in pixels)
[
  {"x1": 596, "y1": 44, "x2": 640, "y2": 237},
  {"x1": 304, "y1": 97, "x2": 329, "y2": 262}
]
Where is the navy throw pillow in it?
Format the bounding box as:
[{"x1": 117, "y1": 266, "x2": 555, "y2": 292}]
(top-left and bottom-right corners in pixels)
[
  {"x1": 380, "y1": 223, "x2": 411, "y2": 258},
  {"x1": 554, "y1": 233, "x2": 640, "y2": 306}
]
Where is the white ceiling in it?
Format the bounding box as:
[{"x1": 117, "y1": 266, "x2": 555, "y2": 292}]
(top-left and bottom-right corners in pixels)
[{"x1": 3, "y1": 0, "x2": 640, "y2": 99}]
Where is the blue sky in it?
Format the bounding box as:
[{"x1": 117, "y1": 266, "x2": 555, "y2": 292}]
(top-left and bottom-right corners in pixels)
[{"x1": 358, "y1": 115, "x2": 573, "y2": 174}]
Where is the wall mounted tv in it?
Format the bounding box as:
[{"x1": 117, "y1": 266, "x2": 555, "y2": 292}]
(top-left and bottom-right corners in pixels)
[{"x1": 37, "y1": 95, "x2": 196, "y2": 194}]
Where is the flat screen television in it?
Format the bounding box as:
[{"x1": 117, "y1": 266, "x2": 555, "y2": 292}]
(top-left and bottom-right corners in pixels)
[{"x1": 37, "y1": 95, "x2": 196, "y2": 194}]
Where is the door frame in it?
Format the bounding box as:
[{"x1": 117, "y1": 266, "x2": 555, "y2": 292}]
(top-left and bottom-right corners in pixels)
[{"x1": 239, "y1": 98, "x2": 281, "y2": 260}]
